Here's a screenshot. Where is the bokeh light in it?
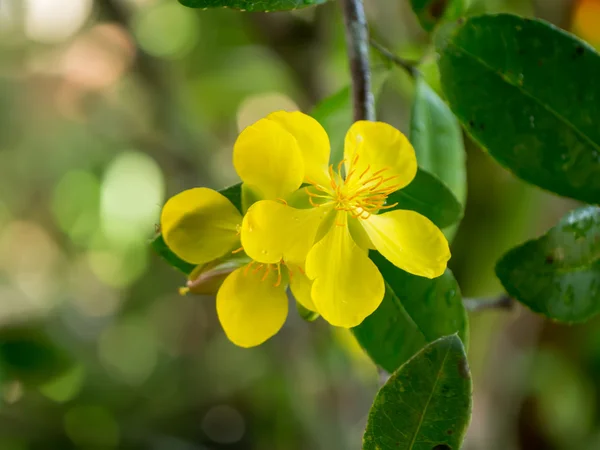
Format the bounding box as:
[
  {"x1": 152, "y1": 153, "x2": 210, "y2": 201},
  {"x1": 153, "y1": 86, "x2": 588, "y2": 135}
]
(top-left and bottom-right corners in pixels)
[
  {"x1": 64, "y1": 405, "x2": 120, "y2": 448},
  {"x1": 572, "y1": 0, "x2": 600, "y2": 47},
  {"x1": 39, "y1": 364, "x2": 85, "y2": 403},
  {"x1": 0, "y1": 221, "x2": 62, "y2": 313},
  {"x1": 86, "y1": 240, "x2": 148, "y2": 288},
  {"x1": 100, "y1": 151, "x2": 164, "y2": 246},
  {"x1": 24, "y1": 0, "x2": 92, "y2": 44},
  {"x1": 236, "y1": 92, "x2": 299, "y2": 131},
  {"x1": 133, "y1": 2, "x2": 200, "y2": 59},
  {"x1": 201, "y1": 405, "x2": 246, "y2": 444},
  {"x1": 52, "y1": 170, "x2": 100, "y2": 246},
  {"x1": 98, "y1": 316, "x2": 159, "y2": 385},
  {"x1": 60, "y1": 23, "x2": 135, "y2": 90}
]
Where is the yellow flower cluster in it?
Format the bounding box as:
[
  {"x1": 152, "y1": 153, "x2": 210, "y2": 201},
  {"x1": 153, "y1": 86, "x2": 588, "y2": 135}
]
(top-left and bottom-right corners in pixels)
[{"x1": 161, "y1": 111, "x2": 450, "y2": 347}]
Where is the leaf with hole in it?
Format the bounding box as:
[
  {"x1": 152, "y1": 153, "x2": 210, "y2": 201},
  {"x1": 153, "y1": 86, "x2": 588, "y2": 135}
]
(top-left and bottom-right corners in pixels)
[
  {"x1": 438, "y1": 14, "x2": 600, "y2": 204},
  {"x1": 496, "y1": 206, "x2": 600, "y2": 323},
  {"x1": 363, "y1": 335, "x2": 472, "y2": 450}
]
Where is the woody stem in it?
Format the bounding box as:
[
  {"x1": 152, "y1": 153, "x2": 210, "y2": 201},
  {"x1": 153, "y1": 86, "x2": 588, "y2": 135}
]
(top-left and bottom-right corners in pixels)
[{"x1": 339, "y1": 0, "x2": 375, "y2": 122}]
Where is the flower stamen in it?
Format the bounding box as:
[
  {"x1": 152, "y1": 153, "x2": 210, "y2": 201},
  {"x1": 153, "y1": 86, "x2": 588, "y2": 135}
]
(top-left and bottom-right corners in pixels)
[
  {"x1": 274, "y1": 264, "x2": 282, "y2": 287},
  {"x1": 261, "y1": 265, "x2": 272, "y2": 281},
  {"x1": 305, "y1": 153, "x2": 400, "y2": 221}
]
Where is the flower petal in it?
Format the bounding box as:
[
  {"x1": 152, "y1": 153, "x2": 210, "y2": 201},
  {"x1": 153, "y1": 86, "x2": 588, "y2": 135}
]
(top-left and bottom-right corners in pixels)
[
  {"x1": 241, "y1": 200, "x2": 330, "y2": 265},
  {"x1": 344, "y1": 121, "x2": 417, "y2": 191},
  {"x1": 361, "y1": 209, "x2": 450, "y2": 279},
  {"x1": 267, "y1": 111, "x2": 331, "y2": 186},
  {"x1": 305, "y1": 214, "x2": 385, "y2": 327},
  {"x1": 216, "y1": 266, "x2": 288, "y2": 348},
  {"x1": 233, "y1": 117, "x2": 304, "y2": 200},
  {"x1": 161, "y1": 188, "x2": 242, "y2": 265},
  {"x1": 288, "y1": 264, "x2": 316, "y2": 312}
]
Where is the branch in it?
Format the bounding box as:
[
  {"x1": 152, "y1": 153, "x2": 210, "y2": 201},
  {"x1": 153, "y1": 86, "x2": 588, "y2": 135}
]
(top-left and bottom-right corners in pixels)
[
  {"x1": 339, "y1": 0, "x2": 375, "y2": 121},
  {"x1": 369, "y1": 38, "x2": 419, "y2": 78},
  {"x1": 463, "y1": 295, "x2": 515, "y2": 313}
]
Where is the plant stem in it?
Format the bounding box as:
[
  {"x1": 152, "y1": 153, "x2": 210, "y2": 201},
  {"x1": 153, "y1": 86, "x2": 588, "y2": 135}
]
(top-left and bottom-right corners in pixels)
[
  {"x1": 369, "y1": 38, "x2": 419, "y2": 78},
  {"x1": 339, "y1": 0, "x2": 375, "y2": 121},
  {"x1": 463, "y1": 295, "x2": 515, "y2": 313}
]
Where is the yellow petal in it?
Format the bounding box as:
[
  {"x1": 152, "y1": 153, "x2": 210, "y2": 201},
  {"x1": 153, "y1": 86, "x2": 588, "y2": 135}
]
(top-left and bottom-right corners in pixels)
[
  {"x1": 305, "y1": 214, "x2": 385, "y2": 327},
  {"x1": 233, "y1": 117, "x2": 304, "y2": 200},
  {"x1": 288, "y1": 264, "x2": 316, "y2": 312},
  {"x1": 361, "y1": 210, "x2": 450, "y2": 279},
  {"x1": 216, "y1": 265, "x2": 288, "y2": 348},
  {"x1": 348, "y1": 216, "x2": 375, "y2": 250},
  {"x1": 160, "y1": 188, "x2": 242, "y2": 265},
  {"x1": 266, "y1": 111, "x2": 331, "y2": 186},
  {"x1": 241, "y1": 200, "x2": 330, "y2": 265},
  {"x1": 344, "y1": 121, "x2": 417, "y2": 191}
]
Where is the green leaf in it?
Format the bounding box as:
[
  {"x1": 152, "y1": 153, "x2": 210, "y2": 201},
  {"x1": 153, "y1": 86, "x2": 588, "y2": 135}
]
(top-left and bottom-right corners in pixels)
[
  {"x1": 151, "y1": 183, "x2": 242, "y2": 275},
  {"x1": 353, "y1": 252, "x2": 468, "y2": 373},
  {"x1": 411, "y1": 76, "x2": 466, "y2": 207},
  {"x1": 179, "y1": 0, "x2": 328, "y2": 11},
  {"x1": 220, "y1": 182, "x2": 243, "y2": 213},
  {"x1": 352, "y1": 284, "x2": 427, "y2": 374},
  {"x1": 438, "y1": 14, "x2": 600, "y2": 204},
  {"x1": 496, "y1": 206, "x2": 600, "y2": 323},
  {"x1": 410, "y1": 0, "x2": 466, "y2": 32},
  {"x1": 363, "y1": 335, "x2": 472, "y2": 450},
  {"x1": 151, "y1": 233, "x2": 196, "y2": 275},
  {"x1": 386, "y1": 168, "x2": 463, "y2": 229},
  {"x1": 0, "y1": 326, "x2": 74, "y2": 386}
]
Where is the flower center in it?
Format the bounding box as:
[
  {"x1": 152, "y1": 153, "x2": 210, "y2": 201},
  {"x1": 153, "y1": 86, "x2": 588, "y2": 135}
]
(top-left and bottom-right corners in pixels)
[{"x1": 306, "y1": 155, "x2": 400, "y2": 219}]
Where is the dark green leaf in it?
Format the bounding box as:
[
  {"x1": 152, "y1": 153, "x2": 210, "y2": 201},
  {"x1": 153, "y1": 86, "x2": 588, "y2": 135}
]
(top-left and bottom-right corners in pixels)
[
  {"x1": 386, "y1": 168, "x2": 463, "y2": 229},
  {"x1": 151, "y1": 233, "x2": 196, "y2": 275},
  {"x1": 411, "y1": 76, "x2": 466, "y2": 207},
  {"x1": 353, "y1": 252, "x2": 468, "y2": 373},
  {"x1": 352, "y1": 283, "x2": 427, "y2": 374},
  {"x1": 220, "y1": 182, "x2": 243, "y2": 213},
  {"x1": 438, "y1": 14, "x2": 600, "y2": 204},
  {"x1": 0, "y1": 326, "x2": 74, "y2": 386},
  {"x1": 151, "y1": 183, "x2": 242, "y2": 275},
  {"x1": 410, "y1": 0, "x2": 466, "y2": 32},
  {"x1": 363, "y1": 335, "x2": 472, "y2": 450},
  {"x1": 496, "y1": 206, "x2": 600, "y2": 323},
  {"x1": 179, "y1": 0, "x2": 328, "y2": 11}
]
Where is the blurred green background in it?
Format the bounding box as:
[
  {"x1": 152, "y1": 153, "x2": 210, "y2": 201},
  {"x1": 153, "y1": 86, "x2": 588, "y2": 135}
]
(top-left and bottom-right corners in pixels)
[{"x1": 0, "y1": 0, "x2": 599, "y2": 449}]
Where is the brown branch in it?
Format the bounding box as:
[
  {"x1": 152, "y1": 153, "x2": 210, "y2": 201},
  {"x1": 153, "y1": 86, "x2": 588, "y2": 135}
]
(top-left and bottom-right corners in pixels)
[{"x1": 339, "y1": 0, "x2": 375, "y2": 121}]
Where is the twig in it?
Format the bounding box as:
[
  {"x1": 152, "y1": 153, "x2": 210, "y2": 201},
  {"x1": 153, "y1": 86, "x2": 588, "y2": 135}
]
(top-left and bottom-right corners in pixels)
[
  {"x1": 339, "y1": 0, "x2": 375, "y2": 121},
  {"x1": 369, "y1": 38, "x2": 419, "y2": 78},
  {"x1": 463, "y1": 295, "x2": 515, "y2": 313}
]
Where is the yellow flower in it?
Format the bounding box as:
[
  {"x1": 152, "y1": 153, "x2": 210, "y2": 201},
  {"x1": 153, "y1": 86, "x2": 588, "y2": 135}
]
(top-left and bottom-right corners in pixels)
[
  {"x1": 240, "y1": 113, "x2": 451, "y2": 328},
  {"x1": 160, "y1": 111, "x2": 325, "y2": 347}
]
